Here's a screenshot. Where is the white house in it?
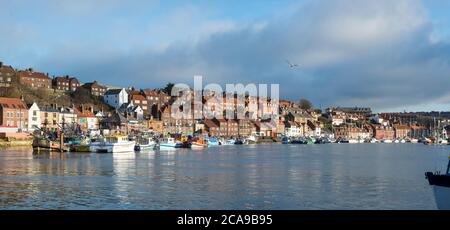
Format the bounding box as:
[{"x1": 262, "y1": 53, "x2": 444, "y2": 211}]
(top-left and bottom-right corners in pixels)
[
  {"x1": 118, "y1": 102, "x2": 144, "y2": 120},
  {"x1": 370, "y1": 114, "x2": 389, "y2": 126},
  {"x1": 284, "y1": 121, "x2": 302, "y2": 137},
  {"x1": 27, "y1": 102, "x2": 41, "y2": 131},
  {"x1": 104, "y1": 88, "x2": 129, "y2": 109},
  {"x1": 59, "y1": 106, "x2": 78, "y2": 127}
]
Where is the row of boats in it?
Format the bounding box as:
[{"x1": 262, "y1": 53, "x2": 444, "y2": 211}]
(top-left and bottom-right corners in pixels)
[
  {"x1": 32, "y1": 134, "x2": 247, "y2": 153},
  {"x1": 282, "y1": 136, "x2": 449, "y2": 145}
]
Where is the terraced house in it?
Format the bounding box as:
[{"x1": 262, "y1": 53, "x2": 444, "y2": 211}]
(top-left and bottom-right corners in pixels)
[
  {"x1": 0, "y1": 62, "x2": 16, "y2": 87},
  {"x1": 52, "y1": 75, "x2": 80, "y2": 91},
  {"x1": 17, "y1": 68, "x2": 51, "y2": 89}
]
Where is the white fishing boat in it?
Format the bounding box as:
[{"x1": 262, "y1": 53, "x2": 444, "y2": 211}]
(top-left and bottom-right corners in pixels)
[
  {"x1": 394, "y1": 139, "x2": 400, "y2": 143},
  {"x1": 159, "y1": 137, "x2": 178, "y2": 149},
  {"x1": 348, "y1": 139, "x2": 358, "y2": 144},
  {"x1": 382, "y1": 139, "x2": 393, "y2": 143},
  {"x1": 425, "y1": 156, "x2": 450, "y2": 210},
  {"x1": 370, "y1": 138, "x2": 379, "y2": 143},
  {"x1": 90, "y1": 134, "x2": 135, "y2": 153},
  {"x1": 134, "y1": 137, "x2": 156, "y2": 151},
  {"x1": 222, "y1": 139, "x2": 236, "y2": 145},
  {"x1": 400, "y1": 139, "x2": 406, "y2": 143},
  {"x1": 410, "y1": 138, "x2": 419, "y2": 143}
]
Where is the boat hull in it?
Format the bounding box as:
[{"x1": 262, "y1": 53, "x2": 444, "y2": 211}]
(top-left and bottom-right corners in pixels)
[
  {"x1": 72, "y1": 145, "x2": 91, "y2": 152},
  {"x1": 91, "y1": 142, "x2": 135, "y2": 153},
  {"x1": 433, "y1": 185, "x2": 450, "y2": 210},
  {"x1": 134, "y1": 144, "x2": 156, "y2": 151}
]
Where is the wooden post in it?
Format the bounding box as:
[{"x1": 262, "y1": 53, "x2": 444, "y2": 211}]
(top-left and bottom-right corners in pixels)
[{"x1": 60, "y1": 132, "x2": 64, "y2": 152}]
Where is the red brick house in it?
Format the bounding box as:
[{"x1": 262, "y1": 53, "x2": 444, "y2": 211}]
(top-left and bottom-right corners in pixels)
[
  {"x1": 227, "y1": 119, "x2": 239, "y2": 137},
  {"x1": 0, "y1": 97, "x2": 28, "y2": 130},
  {"x1": 371, "y1": 124, "x2": 395, "y2": 140},
  {"x1": 81, "y1": 81, "x2": 107, "y2": 96},
  {"x1": 0, "y1": 62, "x2": 16, "y2": 87},
  {"x1": 130, "y1": 94, "x2": 150, "y2": 115},
  {"x1": 52, "y1": 75, "x2": 80, "y2": 91},
  {"x1": 17, "y1": 68, "x2": 51, "y2": 89},
  {"x1": 204, "y1": 119, "x2": 220, "y2": 137}
]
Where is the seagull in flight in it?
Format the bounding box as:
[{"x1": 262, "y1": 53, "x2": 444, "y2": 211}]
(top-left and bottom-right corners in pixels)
[{"x1": 285, "y1": 59, "x2": 299, "y2": 69}]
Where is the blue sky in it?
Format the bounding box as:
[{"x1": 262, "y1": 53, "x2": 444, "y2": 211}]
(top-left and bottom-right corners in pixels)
[{"x1": 1, "y1": 0, "x2": 450, "y2": 112}]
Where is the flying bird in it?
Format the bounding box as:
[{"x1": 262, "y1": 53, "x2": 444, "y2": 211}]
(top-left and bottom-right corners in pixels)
[{"x1": 285, "y1": 59, "x2": 299, "y2": 69}]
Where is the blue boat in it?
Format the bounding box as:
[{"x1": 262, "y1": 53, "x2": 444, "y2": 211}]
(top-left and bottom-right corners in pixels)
[{"x1": 208, "y1": 137, "x2": 220, "y2": 147}]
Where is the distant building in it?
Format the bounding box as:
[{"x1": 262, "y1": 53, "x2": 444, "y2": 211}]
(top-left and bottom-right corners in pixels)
[
  {"x1": 334, "y1": 124, "x2": 370, "y2": 139},
  {"x1": 52, "y1": 75, "x2": 80, "y2": 91},
  {"x1": 147, "y1": 118, "x2": 164, "y2": 133},
  {"x1": 0, "y1": 97, "x2": 28, "y2": 131},
  {"x1": 284, "y1": 121, "x2": 302, "y2": 137},
  {"x1": 328, "y1": 107, "x2": 372, "y2": 115},
  {"x1": 393, "y1": 124, "x2": 410, "y2": 139},
  {"x1": 0, "y1": 62, "x2": 16, "y2": 87},
  {"x1": 204, "y1": 119, "x2": 220, "y2": 137},
  {"x1": 104, "y1": 88, "x2": 129, "y2": 109},
  {"x1": 17, "y1": 68, "x2": 51, "y2": 89},
  {"x1": 371, "y1": 124, "x2": 395, "y2": 140},
  {"x1": 81, "y1": 81, "x2": 107, "y2": 96},
  {"x1": 130, "y1": 94, "x2": 150, "y2": 115}
]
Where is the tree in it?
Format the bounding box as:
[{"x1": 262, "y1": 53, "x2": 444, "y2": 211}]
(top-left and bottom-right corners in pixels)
[
  {"x1": 163, "y1": 82, "x2": 175, "y2": 95},
  {"x1": 299, "y1": 98, "x2": 313, "y2": 110}
]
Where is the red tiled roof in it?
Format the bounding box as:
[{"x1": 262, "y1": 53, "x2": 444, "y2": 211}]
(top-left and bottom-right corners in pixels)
[
  {"x1": 131, "y1": 94, "x2": 146, "y2": 101},
  {"x1": 0, "y1": 97, "x2": 27, "y2": 109},
  {"x1": 17, "y1": 70, "x2": 50, "y2": 80},
  {"x1": 204, "y1": 119, "x2": 219, "y2": 128},
  {"x1": 78, "y1": 113, "x2": 96, "y2": 118},
  {"x1": 142, "y1": 89, "x2": 161, "y2": 96}
]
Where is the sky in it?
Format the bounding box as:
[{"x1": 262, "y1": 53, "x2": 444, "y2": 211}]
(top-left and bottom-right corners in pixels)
[{"x1": 1, "y1": 0, "x2": 450, "y2": 112}]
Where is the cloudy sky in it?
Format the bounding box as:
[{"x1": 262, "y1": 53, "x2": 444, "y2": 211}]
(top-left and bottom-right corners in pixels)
[{"x1": 1, "y1": 0, "x2": 450, "y2": 112}]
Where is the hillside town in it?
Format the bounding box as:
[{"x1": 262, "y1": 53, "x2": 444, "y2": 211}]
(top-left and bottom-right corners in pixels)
[{"x1": 1, "y1": 60, "x2": 450, "y2": 148}]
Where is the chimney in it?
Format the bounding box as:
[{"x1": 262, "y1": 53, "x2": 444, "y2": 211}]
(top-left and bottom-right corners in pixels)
[{"x1": 0, "y1": 62, "x2": 3, "y2": 68}]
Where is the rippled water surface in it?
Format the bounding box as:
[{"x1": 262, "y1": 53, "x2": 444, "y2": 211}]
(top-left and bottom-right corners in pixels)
[{"x1": 0, "y1": 144, "x2": 448, "y2": 209}]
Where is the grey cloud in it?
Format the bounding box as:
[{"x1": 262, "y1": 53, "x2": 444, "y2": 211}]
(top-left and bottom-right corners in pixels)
[{"x1": 31, "y1": 0, "x2": 450, "y2": 111}]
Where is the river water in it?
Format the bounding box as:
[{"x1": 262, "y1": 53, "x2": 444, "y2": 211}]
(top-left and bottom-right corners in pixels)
[{"x1": 0, "y1": 143, "x2": 448, "y2": 210}]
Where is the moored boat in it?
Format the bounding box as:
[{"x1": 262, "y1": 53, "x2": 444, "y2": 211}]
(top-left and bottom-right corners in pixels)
[
  {"x1": 208, "y1": 137, "x2": 221, "y2": 147},
  {"x1": 91, "y1": 134, "x2": 135, "y2": 153},
  {"x1": 32, "y1": 137, "x2": 69, "y2": 152},
  {"x1": 348, "y1": 139, "x2": 358, "y2": 144},
  {"x1": 191, "y1": 137, "x2": 208, "y2": 148},
  {"x1": 134, "y1": 137, "x2": 156, "y2": 151},
  {"x1": 159, "y1": 137, "x2": 178, "y2": 149}
]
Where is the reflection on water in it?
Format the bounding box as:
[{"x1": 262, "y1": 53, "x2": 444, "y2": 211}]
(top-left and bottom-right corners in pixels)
[{"x1": 0, "y1": 144, "x2": 448, "y2": 209}]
